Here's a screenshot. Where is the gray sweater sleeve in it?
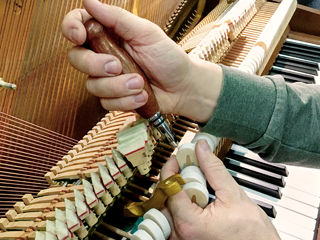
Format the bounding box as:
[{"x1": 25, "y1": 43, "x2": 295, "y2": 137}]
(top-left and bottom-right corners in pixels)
[{"x1": 201, "y1": 65, "x2": 320, "y2": 168}]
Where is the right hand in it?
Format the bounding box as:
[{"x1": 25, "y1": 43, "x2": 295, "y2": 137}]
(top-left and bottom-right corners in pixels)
[{"x1": 61, "y1": 0, "x2": 223, "y2": 123}]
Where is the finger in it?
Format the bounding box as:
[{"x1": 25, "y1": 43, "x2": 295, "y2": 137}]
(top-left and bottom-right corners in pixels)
[
  {"x1": 87, "y1": 73, "x2": 144, "y2": 98},
  {"x1": 162, "y1": 158, "x2": 203, "y2": 222},
  {"x1": 68, "y1": 46, "x2": 122, "y2": 76},
  {"x1": 62, "y1": 8, "x2": 92, "y2": 45},
  {"x1": 83, "y1": 0, "x2": 164, "y2": 43},
  {"x1": 100, "y1": 90, "x2": 148, "y2": 111},
  {"x1": 160, "y1": 208, "x2": 179, "y2": 240},
  {"x1": 160, "y1": 156, "x2": 180, "y2": 181},
  {"x1": 166, "y1": 190, "x2": 202, "y2": 223},
  {"x1": 196, "y1": 140, "x2": 242, "y2": 202}
]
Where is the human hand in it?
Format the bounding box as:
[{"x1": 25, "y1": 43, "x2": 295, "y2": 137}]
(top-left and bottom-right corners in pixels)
[
  {"x1": 61, "y1": 0, "x2": 223, "y2": 123},
  {"x1": 161, "y1": 140, "x2": 280, "y2": 240}
]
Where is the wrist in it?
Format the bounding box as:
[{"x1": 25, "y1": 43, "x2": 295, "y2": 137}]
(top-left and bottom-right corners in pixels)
[{"x1": 177, "y1": 58, "x2": 223, "y2": 123}]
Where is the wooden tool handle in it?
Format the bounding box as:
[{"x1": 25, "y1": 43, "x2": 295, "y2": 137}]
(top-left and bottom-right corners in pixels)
[{"x1": 84, "y1": 19, "x2": 159, "y2": 119}]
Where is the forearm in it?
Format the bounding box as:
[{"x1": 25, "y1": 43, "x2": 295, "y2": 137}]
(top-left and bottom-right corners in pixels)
[{"x1": 201, "y1": 65, "x2": 320, "y2": 167}]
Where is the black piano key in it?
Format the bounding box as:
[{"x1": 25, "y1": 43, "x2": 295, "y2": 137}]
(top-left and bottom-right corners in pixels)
[
  {"x1": 285, "y1": 38, "x2": 320, "y2": 51},
  {"x1": 282, "y1": 44, "x2": 320, "y2": 58},
  {"x1": 280, "y1": 49, "x2": 320, "y2": 63},
  {"x1": 224, "y1": 157, "x2": 286, "y2": 187},
  {"x1": 227, "y1": 151, "x2": 288, "y2": 177},
  {"x1": 272, "y1": 66, "x2": 316, "y2": 81},
  {"x1": 269, "y1": 70, "x2": 315, "y2": 84},
  {"x1": 228, "y1": 170, "x2": 282, "y2": 199},
  {"x1": 274, "y1": 59, "x2": 318, "y2": 76},
  {"x1": 278, "y1": 53, "x2": 319, "y2": 70},
  {"x1": 251, "y1": 198, "x2": 277, "y2": 218},
  {"x1": 207, "y1": 184, "x2": 277, "y2": 218}
]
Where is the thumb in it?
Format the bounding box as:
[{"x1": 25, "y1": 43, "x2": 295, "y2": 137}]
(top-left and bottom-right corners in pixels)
[
  {"x1": 83, "y1": 0, "x2": 166, "y2": 43},
  {"x1": 196, "y1": 140, "x2": 242, "y2": 202}
]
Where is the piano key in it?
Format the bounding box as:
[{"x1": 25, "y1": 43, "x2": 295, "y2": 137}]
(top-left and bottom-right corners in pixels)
[
  {"x1": 277, "y1": 53, "x2": 320, "y2": 70},
  {"x1": 282, "y1": 44, "x2": 320, "y2": 58},
  {"x1": 230, "y1": 145, "x2": 288, "y2": 176},
  {"x1": 285, "y1": 165, "x2": 320, "y2": 197},
  {"x1": 242, "y1": 187, "x2": 317, "y2": 230},
  {"x1": 272, "y1": 217, "x2": 314, "y2": 240},
  {"x1": 277, "y1": 231, "x2": 303, "y2": 240},
  {"x1": 224, "y1": 157, "x2": 286, "y2": 187},
  {"x1": 270, "y1": 66, "x2": 316, "y2": 84},
  {"x1": 242, "y1": 186, "x2": 319, "y2": 220},
  {"x1": 228, "y1": 169, "x2": 282, "y2": 199},
  {"x1": 207, "y1": 184, "x2": 277, "y2": 218},
  {"x1": 272, "y1": 65, "x2": 318, "y2": 80},
  {"x1": 281, "y1": 186, "x2": 320, "y2": 208},
  {"x1": 280, "y1": 48, "x2": 320, "y2": 63},
  {"x1": 269, "y1": 71, "x2": 314, "y2": 84},
  {"x1": 231, "y1": 144, "x2": 320, "y2": 197},
  {"x1": 251, "y1": 198, "x2": 277, "y2": 218},
  {"x1": 274, "y1": 59, "x2": 318, "y2": 76},
  {"x1": 286, "y1": 38, "x2": 320, "y2": 51}
]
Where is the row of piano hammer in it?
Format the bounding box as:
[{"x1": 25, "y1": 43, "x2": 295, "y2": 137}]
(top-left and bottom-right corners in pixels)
[{"x1": 0, "y1": 111, "x2": 164, "y2": 240}]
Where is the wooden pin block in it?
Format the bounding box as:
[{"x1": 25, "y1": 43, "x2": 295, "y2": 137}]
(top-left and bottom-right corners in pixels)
[
  {"x1": 22, "y1": 202, "x2": 65, "y2": 213},
  {"x1": 14, "y1": 202, "x2": 25, "y2": 214},
  {"x1": 97, "y1": 121, "x2": 106, "y2": 129},
  {"x1": 0, "y1": 231, "x2": 25, "y2": 239},
  {"x1": 72, "y1": 144, "x2": 83, "y2": 153},
  {"x1": 0, "y1": 218, "x2": 9, "y2": 231},
  {"x1": 83, "y1": 134, "x2": 92, "y2": 142},
  {"x1": 15, "y1": 212, "x2": 43, "y2": 221},
  {"x1": 27, "y1": 195, "x2": 60, "y2": 205},
  {"x1": 92, "y1": 125, "x2": 101, "y2": 133},
  {"x1": 22, "y1": 194, "x2": 34, "y2": 205},
  {"x1": 50, "y1": 166, "x2": 60, "y2": 175},
  {"x1": 42, "y1": 211, "x2": 55, "y2": 221},
  {"x1": 2, "y1": 220, "x2": 36, "y2": 231},
  {"x1": 45, "y1": 172, "x2": 55, "y2": 185},
  {"x1": 62, "y1": 155, "x2": 72, "y2": 163},
  {"x1": 67, "y1": 149, "x2": 78, "y2": 158},
  {"x1": 87, "y1": 130, "x2": 97, "y2": 137},
  {"x1": 35, "y1": 221, "x2": 46, "y2": 231},
  {"x1": 5, "y1": 209, "x2": 17, "y2": 222}
]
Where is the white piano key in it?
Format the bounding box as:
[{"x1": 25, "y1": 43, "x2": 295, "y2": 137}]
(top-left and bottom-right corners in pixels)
[
  {"x1": 243, "y1": 187, "x2": 317, "y2": 231},
  {"x1": 273, "y1": 217, "x2": 314, "y2": 240},
  {"x1": 285, "y1": 165, "x2": 320, "y2": 197},
  {"x1": 245, "y1": 187, "x2": 318, "y2": 220},
  {"x1": 282, "y1": 185, "x2": 320, "y2": 208},
  {"x1": 277, "y1": 230, "x2": 303, "y2": 240},
  {"x1": 246, "y1": 187, "x2": 319, "y2": 219},
  {"x1": 231, "y1": 144, "x2": 320, "y2": 197}
]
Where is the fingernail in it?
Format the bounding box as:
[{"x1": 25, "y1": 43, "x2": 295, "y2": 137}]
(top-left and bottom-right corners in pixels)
[
  {"x1": 134, "y1": 93, "x2": 146, "y2": 103},
  {"x1": 198, "y1": 139, "x2": 211, "y2": 152},
  {"x1": 126, "y1": 77, "x2": 143, "y2": 90},
  {"x1": 104, "y1": 60, "x2": 119, "y2": 74}
]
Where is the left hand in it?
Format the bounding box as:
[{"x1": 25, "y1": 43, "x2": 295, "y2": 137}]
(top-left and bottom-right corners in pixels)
[{"x1": 161, "y1": 140, "x2": 280, "y2": 240}]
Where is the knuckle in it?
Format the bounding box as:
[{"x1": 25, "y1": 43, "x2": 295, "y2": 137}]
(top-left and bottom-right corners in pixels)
[{"x1": 100, "y1": 98, "x2": 112, "y2": 111}]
